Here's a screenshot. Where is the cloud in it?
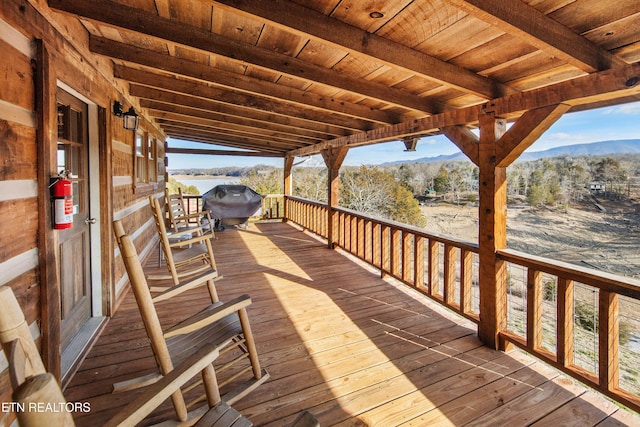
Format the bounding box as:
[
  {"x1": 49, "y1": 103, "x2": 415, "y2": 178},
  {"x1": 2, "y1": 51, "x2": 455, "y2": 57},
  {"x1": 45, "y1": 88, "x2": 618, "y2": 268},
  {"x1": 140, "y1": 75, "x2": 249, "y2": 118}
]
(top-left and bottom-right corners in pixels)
[{"x1": 616, "y1": 103, "x2": 640, "y2": 115}]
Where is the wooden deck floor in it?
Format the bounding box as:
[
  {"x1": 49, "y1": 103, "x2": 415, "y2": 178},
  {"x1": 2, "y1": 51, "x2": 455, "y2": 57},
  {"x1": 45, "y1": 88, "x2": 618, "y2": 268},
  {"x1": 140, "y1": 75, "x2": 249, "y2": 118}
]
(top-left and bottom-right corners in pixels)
[{"x1": 65, "y1": 221, "x2": 640, "y2": 426}]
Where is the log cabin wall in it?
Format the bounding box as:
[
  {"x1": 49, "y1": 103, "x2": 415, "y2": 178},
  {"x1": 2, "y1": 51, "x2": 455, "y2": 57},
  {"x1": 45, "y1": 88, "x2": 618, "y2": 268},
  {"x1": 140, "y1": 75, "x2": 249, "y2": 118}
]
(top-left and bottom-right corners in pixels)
[{"x1": 0, "y1": 0, "x2": 165, "y2": 415}]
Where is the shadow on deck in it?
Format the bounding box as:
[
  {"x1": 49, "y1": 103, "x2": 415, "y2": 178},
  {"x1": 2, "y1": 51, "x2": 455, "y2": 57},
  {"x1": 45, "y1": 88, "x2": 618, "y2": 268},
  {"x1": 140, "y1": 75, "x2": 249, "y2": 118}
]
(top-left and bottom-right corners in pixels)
[{"x1": 65, "y1": 221, "x2": 640, "y2": 426}]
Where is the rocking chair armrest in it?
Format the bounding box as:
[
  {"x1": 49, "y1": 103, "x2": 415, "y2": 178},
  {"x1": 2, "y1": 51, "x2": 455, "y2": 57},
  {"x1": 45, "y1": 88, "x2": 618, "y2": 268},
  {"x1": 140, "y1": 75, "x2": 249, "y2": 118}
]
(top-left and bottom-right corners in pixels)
[
  {"x1": 168, "y1": 226, "x2": 208, "y2": 239},
  {"x1": 151, "y1": 269, "x2": 220, "y2": 303},
  {"x1": 173, "y1": 211, "x2": 208, "y2": 223},
  {"x1": 104, "y1": 344, "x2": 221, "y2": 427},
  {"x1": 164, "y1": 294, "x2": 252, "y2": 338},
  {"x1": 168, "y1": 232, "x2": 214, "y2": 249}
]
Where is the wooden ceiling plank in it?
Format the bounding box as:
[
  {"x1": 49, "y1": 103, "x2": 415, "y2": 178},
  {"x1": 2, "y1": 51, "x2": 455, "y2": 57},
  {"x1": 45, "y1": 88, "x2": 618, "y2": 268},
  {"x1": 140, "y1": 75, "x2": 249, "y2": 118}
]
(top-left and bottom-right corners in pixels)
[
  {"x1": 445, "y1": 0, "x2": 624, "y2": 72},
  {"x1": 165, "y1": 147, "x2": 283, "y2": 158},
  {"x1": 114, "y1": 65, "x2": 380, "y2": 131},
  {"x1": 150, "y1": 110, "x2": 320, "y2": 145},
  {"x1": 164, "y1": 130, "x2": 288, "y2": 154},
  {"x1": 158, "y1": 120, "x2": 304, "y2": 149},
  {"x1": 49, "y1": 0, "x2": 439, "y2": 114},
  {"x1": 130, "y1": 85, "x2": 351, "y2": 137},
  {"x1": 141, "y1": 100, "x2": 336, "y2": 140},
  {"x1": 93, "y1": 36, "x2": 399, "y2": 124},
  {"x1": 288, "y1": 62, "x2": 640, "y2": 157},
  {"x1": 209, "y1": 0, "x2": 514, "y2": 99}
]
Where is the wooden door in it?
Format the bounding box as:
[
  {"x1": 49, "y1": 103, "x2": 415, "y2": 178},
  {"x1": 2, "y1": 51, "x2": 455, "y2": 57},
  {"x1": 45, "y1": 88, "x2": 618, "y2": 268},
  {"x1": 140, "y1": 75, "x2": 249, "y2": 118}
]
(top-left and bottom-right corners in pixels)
[{"x1": 57, "y1": 89, "x2": 92, "y2": 351}]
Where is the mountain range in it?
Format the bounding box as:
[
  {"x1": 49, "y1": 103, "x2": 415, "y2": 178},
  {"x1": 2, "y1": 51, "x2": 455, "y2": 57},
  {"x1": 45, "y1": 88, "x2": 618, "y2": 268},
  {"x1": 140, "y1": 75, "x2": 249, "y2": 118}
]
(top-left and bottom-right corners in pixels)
[{"x1": 384, "y1": 139, "x2": 640, "y2": 165}]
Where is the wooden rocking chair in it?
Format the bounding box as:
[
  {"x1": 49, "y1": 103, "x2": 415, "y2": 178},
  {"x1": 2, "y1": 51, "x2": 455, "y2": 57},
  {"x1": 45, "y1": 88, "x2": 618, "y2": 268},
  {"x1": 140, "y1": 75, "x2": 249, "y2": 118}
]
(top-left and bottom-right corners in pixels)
[
  {"x1": 113, "y1": 221, "x2": 270, "y2": 423},
  {"x1": 146, "y1": 196, "x2": 221, "y2": 301},
  {"x1": 166, "y1": 188, "x2": 215, "y2": 237},
  {"x1": 0, "y1": 285, "x2": 250, "y2": 427}
]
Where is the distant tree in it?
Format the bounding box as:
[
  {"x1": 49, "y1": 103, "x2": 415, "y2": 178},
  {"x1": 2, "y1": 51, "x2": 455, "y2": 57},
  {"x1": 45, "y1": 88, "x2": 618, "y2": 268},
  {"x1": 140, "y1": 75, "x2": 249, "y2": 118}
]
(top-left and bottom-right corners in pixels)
[
  {"x1": 167, "y1": 177, "x2": 199, "y2": 195},
  {"x1": 595, "y1": 157, "x2": 627, "y2": 198},
  {"x1": 239, "y1": 170, "x2": 283, "y2": 194},
  {"x1": 293, "y1": 167, "x2": 327, "y2": 202},
  {"x1": 527, "y1": 170, "x2": 545, "y2": 206},
  {"x1": 433, "y1": 166, "x2": 450, "y2": 194},
  {"x1": 341, "y1": 166, "x2": 394, "y2": 215},
  {"x1": 395, "y1": 164, "x2": 416, "y2": 193},
  {"x1": 448, "y1": 169, "x2": 465, "y2": 205},
  {"x1": 341, "y1": 166, "x2": 425, "y2": 227}
]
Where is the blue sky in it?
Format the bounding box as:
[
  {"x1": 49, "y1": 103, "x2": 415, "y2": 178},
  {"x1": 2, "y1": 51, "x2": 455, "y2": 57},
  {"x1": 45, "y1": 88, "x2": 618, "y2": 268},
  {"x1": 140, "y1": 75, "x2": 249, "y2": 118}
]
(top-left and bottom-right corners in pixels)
[{"x1": 166, "y1": 101, "x2": 640, "y2": 170}]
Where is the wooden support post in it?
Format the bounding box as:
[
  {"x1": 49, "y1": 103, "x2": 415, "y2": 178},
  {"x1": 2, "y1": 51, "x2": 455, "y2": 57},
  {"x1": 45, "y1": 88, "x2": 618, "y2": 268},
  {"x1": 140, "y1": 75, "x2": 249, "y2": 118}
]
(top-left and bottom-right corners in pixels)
[
  {"x1": 321, "y1": 147, "x2": 348, "y2": 249},
  {"x1": 445, "y1": 103, "x2": 569, "y2": 349},
  {"x1": 283, "y1": 156, "x2": 293, "y2": 222},
  {"x1": 35, "y1": 40, "x2": 61, "y2": 378},
  {"x1": 477, "y1": 110, "x2": 508, "y2": 349}
]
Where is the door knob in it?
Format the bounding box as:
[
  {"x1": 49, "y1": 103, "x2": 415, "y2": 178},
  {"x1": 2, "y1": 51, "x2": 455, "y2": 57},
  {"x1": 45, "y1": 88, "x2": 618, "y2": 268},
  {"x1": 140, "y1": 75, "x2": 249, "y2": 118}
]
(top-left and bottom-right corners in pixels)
[{"x1": 85, "y1": 217, "x2": 97, "y2": 225}]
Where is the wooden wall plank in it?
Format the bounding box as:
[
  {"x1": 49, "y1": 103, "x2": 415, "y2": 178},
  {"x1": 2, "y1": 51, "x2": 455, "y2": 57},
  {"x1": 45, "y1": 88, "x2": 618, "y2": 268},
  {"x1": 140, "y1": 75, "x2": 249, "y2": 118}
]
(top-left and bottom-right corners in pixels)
[
  {"x1": 0, "y1": 120, "x2": 37, "y2": 181},
  {"x1": 0, "y1": 199, "x2": 38, "y2": 263}
]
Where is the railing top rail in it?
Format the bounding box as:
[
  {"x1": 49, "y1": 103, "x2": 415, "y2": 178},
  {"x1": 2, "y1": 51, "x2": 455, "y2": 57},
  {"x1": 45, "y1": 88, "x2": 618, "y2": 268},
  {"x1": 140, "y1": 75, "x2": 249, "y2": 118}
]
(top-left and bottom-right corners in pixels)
[
  {"x1": 333, "y1": 205, "x2": 479, "y2": 252},
  {"x1": 499, "y1": 248, "x2": 640, "y2": 299},
  {"x1": 286, "y1": 195, "x2": 328, "y2": 209}
]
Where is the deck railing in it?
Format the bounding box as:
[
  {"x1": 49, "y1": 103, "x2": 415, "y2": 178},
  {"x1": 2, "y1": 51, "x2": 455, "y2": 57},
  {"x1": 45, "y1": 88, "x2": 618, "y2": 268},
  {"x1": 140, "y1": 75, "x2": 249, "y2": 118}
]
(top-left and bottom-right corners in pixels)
[
  {"x1": 181, "y1": 194, "x2": 285, "y2": 222},
  {"x1": 178, "y1": 193, "x2": 640, "y2": 412},
  {"x1": 285, "y1": 197, "x2": 481, "y2": 323},
  {"x1": 498, "y1": 248, "x2": 640, "y2": 412},
  {"x1": 284, "y1": 195, "x2": 640, "y2": 413},
  {"x1": 286, "y1": 196, "x2": 329, "y2": 238}
]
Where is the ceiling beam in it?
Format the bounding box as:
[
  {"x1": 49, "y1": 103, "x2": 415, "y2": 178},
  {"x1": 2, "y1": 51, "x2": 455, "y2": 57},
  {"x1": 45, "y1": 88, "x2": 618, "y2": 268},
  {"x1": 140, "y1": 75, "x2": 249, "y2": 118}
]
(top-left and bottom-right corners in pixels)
[
  {"x1": 49, "y1": 0, "x2": 441, "y2": 114},
  {"x1": 158, "y1": 120, "x2": 303, "y2": 150},
  {"x1": 446, "y1": 0, "x2": 624, "y2": 72},
  {"x1": 164, "y1": 130, "x2": 287, "y2": 154},
  {"x1": 288, "y1": 63, "x2": 640, "y2": 157},
  {"x1": 99, "y1": 46, "x2": 400, "y2": 125},
  {"x1": 117, "y1": 65, "x2": 380, "y2": 132},
  {"x1": 210, "y1": 0, "x2": 514, "y2": 99},
  {"x1": 130, "y1": 85, "x2": 351, "y2": 137},
  {"x1": 166, "y1": 147, "x2": 282, "y2": 157},
  {"x1": 150, "y1": 110, "x2": 320, "y2": 145},
  {"x1": 142, "y1": 100, "x2": 332, "y2": 141}
]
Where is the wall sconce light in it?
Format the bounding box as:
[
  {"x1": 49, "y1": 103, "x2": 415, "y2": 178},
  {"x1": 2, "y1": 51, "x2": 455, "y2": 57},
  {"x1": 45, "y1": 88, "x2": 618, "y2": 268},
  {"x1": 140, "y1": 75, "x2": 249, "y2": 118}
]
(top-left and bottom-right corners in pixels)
[{"x1": 113, "y1": 101, "x2": 140, "y2": 131}]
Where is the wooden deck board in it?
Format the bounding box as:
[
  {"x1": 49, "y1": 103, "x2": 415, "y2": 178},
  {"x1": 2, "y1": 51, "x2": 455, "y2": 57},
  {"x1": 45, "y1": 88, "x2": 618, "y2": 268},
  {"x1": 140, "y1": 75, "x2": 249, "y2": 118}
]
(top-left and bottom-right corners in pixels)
[{"x1": 65, "y1": 221, "x2": 640, "y2": 426}]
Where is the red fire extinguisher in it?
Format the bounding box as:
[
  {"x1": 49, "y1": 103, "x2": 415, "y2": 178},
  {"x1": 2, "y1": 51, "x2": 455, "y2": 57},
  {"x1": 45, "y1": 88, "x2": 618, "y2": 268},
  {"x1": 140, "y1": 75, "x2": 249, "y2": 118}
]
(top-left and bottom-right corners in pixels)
[{"x1": 51, "y1": 171, "x2": 73, "y2": 230}]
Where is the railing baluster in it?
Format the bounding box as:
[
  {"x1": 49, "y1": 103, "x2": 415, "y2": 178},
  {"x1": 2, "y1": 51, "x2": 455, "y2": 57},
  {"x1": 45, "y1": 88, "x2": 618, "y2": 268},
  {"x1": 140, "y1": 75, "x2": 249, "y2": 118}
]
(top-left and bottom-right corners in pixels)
[
  {"x1": 599, "y1": 290, "x2": 619, "y2": 393},
  {"x1": 381, "y1": 225, "x2": 390, "y2": 276},
  {"x1": 364, "y1": 220, "x2": 372, "y2": 263},
  {"x1": 402, "y1": 232, "x2": 412, "y2": 283},
  {"x1": 557, "y1": 277, "x2": 574, "y2": 367},
  {"x1": 460, "y1": 249, "x2": 473, "y2": 314},
  {"x1": 527, "y1": 269, "x2": 543, "y2": 352},
  {"x1": 372, "y1": 222, "x2": 381, "y2": 269},
  {"x1": 357, "y1": 217, "x2": 365, "y2": 259},
  {"x1": 443, "y1": 244, "x2": 456, "y2": 305},
  {"x1": 414, "y1": 236, "x2": 424, "y2": 289},
  {"x1": 391, "y1": 228, "x2": 402, "y2": 279},
  {"x1": 428, "y1": 239, "x2": 439, "y2": 297}
]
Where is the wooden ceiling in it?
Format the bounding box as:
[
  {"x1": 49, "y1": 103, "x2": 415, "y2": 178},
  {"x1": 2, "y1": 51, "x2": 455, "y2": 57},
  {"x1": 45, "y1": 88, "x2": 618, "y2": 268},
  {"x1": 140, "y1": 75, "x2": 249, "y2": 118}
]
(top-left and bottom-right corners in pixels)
[{"x1": 48, "y1": 0, "x2": 640, "y2": 159}]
